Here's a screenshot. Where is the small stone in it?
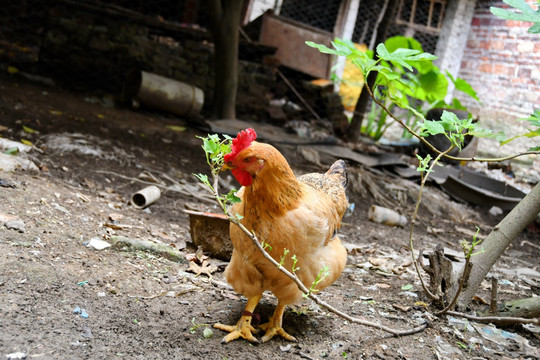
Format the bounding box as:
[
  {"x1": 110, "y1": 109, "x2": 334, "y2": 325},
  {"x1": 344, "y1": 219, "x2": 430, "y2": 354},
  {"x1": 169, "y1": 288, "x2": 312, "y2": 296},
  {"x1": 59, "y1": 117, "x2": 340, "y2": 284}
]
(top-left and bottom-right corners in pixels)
[
  {"x1": 5, "y1": 219, "x2": 25, "y2": 233},
  {"x1": 87, "y1": 238, "x2": 111, "y2": 250},
  {"x1": 489, "y1": 206, "x2": 503, "y2": 216},
  {"x1": 6, "y1": 352, "x2": 27, "y2": 360}
]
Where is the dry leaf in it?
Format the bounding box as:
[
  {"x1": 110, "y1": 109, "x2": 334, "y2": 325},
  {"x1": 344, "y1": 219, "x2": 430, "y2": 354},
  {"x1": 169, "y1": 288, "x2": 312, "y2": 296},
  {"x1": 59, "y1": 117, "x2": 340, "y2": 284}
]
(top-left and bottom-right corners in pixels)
[
  {"x1": 472, "y1": 295, "x2": 488, "y2": 305},
  {"x1": 187, "y1": 260, "x2": 217, "y2": 277},
  {"x1": 368, "y1": 257, "x2": 385, "y2": 266},
  {"x1": 392, "y1": 304, "x2": 411, "y2": 312}
]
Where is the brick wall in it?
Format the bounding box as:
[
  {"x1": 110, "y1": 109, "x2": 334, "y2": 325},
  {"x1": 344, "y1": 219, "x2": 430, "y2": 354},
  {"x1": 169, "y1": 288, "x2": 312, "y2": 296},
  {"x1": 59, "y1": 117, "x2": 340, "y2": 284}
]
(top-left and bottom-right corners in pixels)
[
  {"x1": 456, "y1": 0, "x2": 539, "y2": 157},
  {"x1": 458, "y1": 0, "x2": 539, "y2": 119}
]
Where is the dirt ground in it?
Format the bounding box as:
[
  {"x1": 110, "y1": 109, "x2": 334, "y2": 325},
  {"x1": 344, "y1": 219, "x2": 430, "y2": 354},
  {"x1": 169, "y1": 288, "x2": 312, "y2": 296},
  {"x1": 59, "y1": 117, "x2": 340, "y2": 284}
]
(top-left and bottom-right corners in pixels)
[{"x1": 1, "y1": 73, "x2": 539, "y2": 360}]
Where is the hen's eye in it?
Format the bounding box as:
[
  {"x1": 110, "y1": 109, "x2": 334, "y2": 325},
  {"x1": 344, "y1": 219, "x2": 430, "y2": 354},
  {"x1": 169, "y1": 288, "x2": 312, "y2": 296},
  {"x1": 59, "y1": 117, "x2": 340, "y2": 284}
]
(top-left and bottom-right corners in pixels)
[{"x1": 244, "y1": 157, "x2": 253, "y2": 163}]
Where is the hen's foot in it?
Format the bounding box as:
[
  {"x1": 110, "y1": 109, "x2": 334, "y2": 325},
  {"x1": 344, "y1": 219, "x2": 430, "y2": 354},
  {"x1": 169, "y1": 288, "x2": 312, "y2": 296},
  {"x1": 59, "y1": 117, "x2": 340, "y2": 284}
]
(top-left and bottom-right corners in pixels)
[
  {"x1": 259, "y1": 322, "x2": 296, "y2": 343},
  {"x1": 214, "y1": 295, "x2": 262, "y2": 344},
  {"x1": 214, "y1": 319, "x2": 259, "y2": 343},
  {"x1": 259, "y1": 303, "x2": 296, "y2": 343}
]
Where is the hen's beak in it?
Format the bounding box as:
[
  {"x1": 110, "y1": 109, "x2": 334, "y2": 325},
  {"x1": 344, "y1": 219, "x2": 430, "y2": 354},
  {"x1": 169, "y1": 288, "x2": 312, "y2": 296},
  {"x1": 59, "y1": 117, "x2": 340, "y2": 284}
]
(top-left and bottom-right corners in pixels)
[{"x1": 221, "y1": 162, "x2": 234, "y2": 172}]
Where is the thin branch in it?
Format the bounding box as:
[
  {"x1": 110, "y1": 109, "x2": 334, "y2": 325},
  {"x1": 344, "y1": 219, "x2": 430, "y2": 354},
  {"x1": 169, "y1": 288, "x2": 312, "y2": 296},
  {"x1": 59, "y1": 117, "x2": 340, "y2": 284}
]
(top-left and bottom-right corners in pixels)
[
  {"x1": 364, "y1": 84, "x2": 540, "y2": 163},
  {"x1": 408, "y1": 148, "x2": 453, "y2": 302},
  {"x1": 444, "y1": 310, "x2": 540, "y2": 326},
  {"x1": 277, "y1": 69, "x2": 322, "y2": 121}
]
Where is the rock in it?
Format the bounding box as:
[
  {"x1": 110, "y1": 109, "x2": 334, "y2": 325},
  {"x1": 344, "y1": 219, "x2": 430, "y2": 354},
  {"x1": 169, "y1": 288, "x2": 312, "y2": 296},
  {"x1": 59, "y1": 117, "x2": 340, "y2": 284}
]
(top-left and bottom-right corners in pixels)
[
  {"x1": 87, "y1": 238, "x2": 112, "y2": 250},
  {"x1": 5, "y1": 219, "x2": 25, "y2": 233},
  {"x1": 0, "y1": 153, "x2": 39, "y2": 172},
  {"x1": 6, "y1": 352, "x2": 27, "y2": 360}
]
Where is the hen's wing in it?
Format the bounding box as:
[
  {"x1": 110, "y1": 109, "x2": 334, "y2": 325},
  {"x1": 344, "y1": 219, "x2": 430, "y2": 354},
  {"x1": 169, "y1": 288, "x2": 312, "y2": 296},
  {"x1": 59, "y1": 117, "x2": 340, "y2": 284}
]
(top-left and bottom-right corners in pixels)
[{"x1": 298, "y1": 159, "x2": 348, "y2": 216}]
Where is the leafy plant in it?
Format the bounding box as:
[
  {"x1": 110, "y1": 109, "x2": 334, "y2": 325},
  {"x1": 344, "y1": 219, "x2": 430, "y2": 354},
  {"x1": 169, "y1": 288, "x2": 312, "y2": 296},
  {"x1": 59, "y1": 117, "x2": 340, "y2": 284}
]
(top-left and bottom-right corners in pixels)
[
  {"x1": 307, "y1": 36, "x2": 479, "y2": 141},
  {"x1": 195, "y1": 134, "x2": 241, "y2": 213}
]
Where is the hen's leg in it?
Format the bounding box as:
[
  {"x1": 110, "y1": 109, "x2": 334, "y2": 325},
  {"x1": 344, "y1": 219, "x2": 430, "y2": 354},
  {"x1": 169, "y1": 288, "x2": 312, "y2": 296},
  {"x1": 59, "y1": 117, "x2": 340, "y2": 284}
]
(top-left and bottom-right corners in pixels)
[
  {"x1": 214, "y1": 294, "x2": 262, "y2": 343},
  {"x1": 259, "y1": 302, "x2": 296, "y2": 342}
]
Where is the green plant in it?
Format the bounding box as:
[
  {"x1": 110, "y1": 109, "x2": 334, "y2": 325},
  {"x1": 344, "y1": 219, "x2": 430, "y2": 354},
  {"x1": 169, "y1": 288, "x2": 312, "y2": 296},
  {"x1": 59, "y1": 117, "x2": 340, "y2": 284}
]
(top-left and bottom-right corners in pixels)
[
  {"x1": 194, "y1": 134, "x2": 241, "y2": 213},
  {"x1": 302, "y1": 265, "x2": 330, "y2": 299},
  {"x1": 308, "y1": 36, "x2": 479, "y2": 141},
  {"x1": 308, "y1": 36, "x2": 540, "y2": 316}
]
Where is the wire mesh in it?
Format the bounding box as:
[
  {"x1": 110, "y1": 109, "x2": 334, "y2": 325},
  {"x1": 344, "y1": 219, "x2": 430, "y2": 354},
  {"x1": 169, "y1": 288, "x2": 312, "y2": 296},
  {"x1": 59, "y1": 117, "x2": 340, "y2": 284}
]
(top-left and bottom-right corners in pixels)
[{"x1": 279, "y1": 0, "x2": 341, "y2": 33}]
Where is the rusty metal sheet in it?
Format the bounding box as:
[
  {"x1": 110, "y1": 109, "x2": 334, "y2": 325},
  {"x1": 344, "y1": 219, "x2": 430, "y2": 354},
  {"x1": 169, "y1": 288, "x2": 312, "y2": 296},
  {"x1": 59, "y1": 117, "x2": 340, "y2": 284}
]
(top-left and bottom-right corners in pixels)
[{"x1": 259, "y1": 13, "x2": 333, "y2": 78}]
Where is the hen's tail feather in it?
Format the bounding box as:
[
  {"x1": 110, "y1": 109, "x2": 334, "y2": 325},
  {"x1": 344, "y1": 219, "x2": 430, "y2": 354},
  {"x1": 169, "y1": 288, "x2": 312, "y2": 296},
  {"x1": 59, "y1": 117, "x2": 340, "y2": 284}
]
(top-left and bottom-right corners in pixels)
[{"x1": 327, "y1": 160, "x2": 348, "y2": 189}]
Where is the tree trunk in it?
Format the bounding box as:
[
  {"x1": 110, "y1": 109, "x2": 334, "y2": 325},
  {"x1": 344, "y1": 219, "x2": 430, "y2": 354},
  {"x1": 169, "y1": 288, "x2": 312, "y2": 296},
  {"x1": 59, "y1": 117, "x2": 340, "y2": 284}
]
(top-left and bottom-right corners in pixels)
[
  {"x1": 208, "y1": 0, "x2": 244, "y2": 119},
  {"x1": 455, "y1": 182, "x2": 540, "y2": 309},
  {"x1": 346, "y1": 0, "x2": 398, "y2": 142}
]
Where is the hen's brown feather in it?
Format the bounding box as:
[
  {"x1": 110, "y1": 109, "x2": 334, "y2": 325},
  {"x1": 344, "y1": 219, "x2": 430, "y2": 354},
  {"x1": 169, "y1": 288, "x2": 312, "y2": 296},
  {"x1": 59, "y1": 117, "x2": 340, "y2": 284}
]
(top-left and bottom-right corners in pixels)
[{"x1": 223, "y1": 142, "x2": 348, "y2": 305}]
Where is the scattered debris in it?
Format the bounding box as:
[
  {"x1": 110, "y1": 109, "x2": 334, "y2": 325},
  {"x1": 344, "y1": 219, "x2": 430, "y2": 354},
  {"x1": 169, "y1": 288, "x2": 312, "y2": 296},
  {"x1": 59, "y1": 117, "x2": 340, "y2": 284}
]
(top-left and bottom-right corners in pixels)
[
  {"x1": 368, "y1": 205, "x2": 408, "y2": 227},
  {"x1": 186, "y1": 247, "x2": 218, "y2": 278},
  {"x1": 4, "y1": 219, "x2": 25, "y2": 233},
  {"x1": 0, "y1": 179, "x2": 17, "y2": 188},
  {"x1": 5, "y1": 352, "x2": 27, "y2": 360},
  {"x1": 87, "y1": 238, "x2": 112, "y2": 250},
  {"x1": 73, "y1": 307, "x2": 89, "y2": 319},
  {"x1": 0, "y1": 138, "x2": 33, "y2": 153},
  {"x1": 0, "y1": 152, "x2": 38, "y2": 172},
  {"x1": 51, "y1": 202, "x2": 70, "y2": 214},
  {"x1": 472, "y1": 323, "x2": 539, "y2": 357},
  {"x1": 131, "y1": 185, "x2": 161, "y2": 209}
]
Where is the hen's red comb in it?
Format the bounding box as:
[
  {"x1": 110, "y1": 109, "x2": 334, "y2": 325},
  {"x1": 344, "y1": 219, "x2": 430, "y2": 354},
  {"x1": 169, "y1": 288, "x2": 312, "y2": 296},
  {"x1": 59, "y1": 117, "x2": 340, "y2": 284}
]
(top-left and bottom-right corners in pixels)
[{"x1": 224, "y1": 128, "x2": 257, "y2": 162}]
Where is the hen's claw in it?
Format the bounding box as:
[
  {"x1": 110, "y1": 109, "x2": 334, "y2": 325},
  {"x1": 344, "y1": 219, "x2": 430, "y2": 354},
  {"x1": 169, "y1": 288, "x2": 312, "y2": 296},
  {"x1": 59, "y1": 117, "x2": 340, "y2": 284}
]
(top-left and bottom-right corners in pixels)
[
  {"x1": 214, "y1": 295, "x2": 262, "y2": 343},
  {"x1": 214, "y1": 321, "x2": 259, "y2": 343},
  {"x1": 259, "y1": 323, "x2": 297, "y2": 343},
  {"x1": 258, "y1": 302, "x2": 296, "y2": 343}
]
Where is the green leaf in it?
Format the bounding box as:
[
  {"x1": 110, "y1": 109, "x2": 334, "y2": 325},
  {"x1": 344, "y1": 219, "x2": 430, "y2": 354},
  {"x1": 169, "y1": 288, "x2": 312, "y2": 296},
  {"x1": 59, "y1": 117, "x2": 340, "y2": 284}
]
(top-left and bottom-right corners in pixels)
[
  {"x1": 22, "y1": 125, "x2": 37, "y2": 134},
  {"x1": 166, "y1": 125, "x2": 186, "y2": 132},
  {"x1": 529, "y1": 22, "x2": 540, "y2": 33},
  {"x1": 416, "y1": 71, "x2": 448, "y2": 102},
  {"x1": 401, "y1": 284, "x2": 413, "y2": 291},
  {"x1": 470, "y1": 127, "x2": 507, "y2": 142},
  {"x1": 4, "y1": 147, "x2": 19, "y2": 155},
  {"x1": 490, "y1": 0, "x2": 540, "y2": 22},
  {"x1": 225, "y1": 189, "x2": 241, "y2": 204},
  {"x1": 384, "y1": 36, "x2": 433, "y2": 74},
  {"x1": 421, "y1": 120, "x2": 446, "y2": 136},
  {"x1": 446, "y1": 71, "x2": 480, "y2": 102},
  {"x1": 305, "y1": 41, "x2": 349, "y2": 56},
  {"x1": 376, "y1": 43, "x2": 437, "y2": 72},
  {"x1": 194, "y1": 173, "x2": 211, "y2": 187},
  {"x1": 520, "y1": 109, "x2": 540, "y2": 126},
  {"x1": 416, "y1": 154, "x2": 434, "y2": 173}
]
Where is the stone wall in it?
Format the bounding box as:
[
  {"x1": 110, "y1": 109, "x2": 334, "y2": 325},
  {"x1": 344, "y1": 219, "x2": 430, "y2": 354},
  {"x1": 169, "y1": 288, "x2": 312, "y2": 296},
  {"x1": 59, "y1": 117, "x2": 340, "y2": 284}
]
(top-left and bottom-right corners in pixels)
[{"x1": 38, "y1": 3, "x2": 277, "y2": 118}]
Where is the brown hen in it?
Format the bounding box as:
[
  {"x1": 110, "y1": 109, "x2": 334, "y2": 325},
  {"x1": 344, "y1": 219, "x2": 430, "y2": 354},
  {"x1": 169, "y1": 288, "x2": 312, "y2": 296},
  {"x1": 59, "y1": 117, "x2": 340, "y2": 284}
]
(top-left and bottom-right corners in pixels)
[{"x1": 214, "y1": 128, "x2": 348, "y2": 343}]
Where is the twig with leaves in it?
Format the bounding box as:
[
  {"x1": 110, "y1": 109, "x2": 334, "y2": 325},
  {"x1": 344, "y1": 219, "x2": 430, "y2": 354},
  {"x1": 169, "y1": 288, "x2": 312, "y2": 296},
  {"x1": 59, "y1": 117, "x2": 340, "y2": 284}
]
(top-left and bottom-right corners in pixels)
[{"x1": 308, "y1": 38, "x2": 540, "y2": 325}]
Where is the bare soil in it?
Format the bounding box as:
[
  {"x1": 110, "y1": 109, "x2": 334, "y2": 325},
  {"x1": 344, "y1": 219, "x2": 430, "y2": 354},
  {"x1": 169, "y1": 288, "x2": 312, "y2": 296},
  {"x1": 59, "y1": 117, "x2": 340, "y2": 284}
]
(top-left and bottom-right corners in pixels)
[{"x1": 1, "y1": 74, "x2": 539, "y2": 360}]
